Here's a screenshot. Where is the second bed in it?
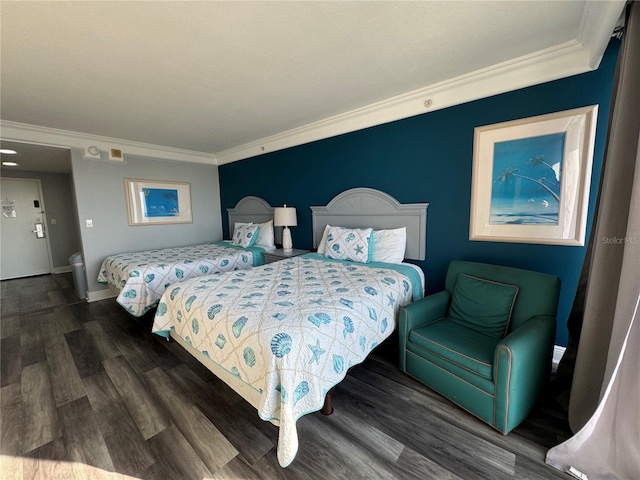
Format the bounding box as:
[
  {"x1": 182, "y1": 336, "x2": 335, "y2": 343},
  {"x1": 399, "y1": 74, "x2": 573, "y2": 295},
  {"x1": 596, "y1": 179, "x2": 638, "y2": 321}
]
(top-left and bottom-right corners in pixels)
[{"x1": 97, "y1": 196, "x2": 277, "y2": 316}]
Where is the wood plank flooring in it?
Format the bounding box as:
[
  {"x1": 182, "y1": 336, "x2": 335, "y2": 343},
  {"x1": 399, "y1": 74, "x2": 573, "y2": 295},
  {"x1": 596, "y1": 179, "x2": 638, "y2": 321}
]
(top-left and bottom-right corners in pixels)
[{"x1": 0, "y1": 273, "x2": 574, "y2": 479}]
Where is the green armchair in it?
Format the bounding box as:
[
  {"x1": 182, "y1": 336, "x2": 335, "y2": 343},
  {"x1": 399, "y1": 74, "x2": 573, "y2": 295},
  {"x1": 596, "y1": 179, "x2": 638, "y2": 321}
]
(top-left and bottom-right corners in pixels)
[{"x1": 399, "y1": 260, "x2": 560, "y2": 434}]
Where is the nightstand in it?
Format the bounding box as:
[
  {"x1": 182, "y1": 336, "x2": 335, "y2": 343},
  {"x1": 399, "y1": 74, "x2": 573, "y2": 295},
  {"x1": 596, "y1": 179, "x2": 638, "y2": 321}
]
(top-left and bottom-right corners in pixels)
[{"x1": 263, "y1": 248, "x2": 311, "y2": 265}]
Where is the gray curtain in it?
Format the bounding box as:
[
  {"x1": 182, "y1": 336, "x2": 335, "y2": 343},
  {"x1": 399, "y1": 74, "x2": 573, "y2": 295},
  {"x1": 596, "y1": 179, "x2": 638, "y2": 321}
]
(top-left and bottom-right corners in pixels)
[{"x1": 546, "y1": 3, "x2": 640, "y2": 478}]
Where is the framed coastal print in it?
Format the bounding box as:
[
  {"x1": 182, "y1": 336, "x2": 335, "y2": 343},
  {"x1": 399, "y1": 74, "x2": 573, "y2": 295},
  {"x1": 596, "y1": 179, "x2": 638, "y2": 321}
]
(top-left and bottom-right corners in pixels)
[
  {"x1": 124, "y1": 179, "x2": 192, "y2": 225},
  {"x1": 469, "y1": 105, "x2": 598, "y2": 246}
]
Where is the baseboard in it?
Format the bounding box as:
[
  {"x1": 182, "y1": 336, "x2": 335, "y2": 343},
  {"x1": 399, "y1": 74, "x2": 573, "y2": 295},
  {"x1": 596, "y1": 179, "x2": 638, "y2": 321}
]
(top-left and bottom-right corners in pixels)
[
  {"x1": 53, "y1": 266, "x2": 72, "y2": 274},
  {"x1": 87, "y1": 288, "x2": 117, "y2": 303},
  {"x1": 552, "y1": 345, "x2": 566, "y2": 373}
]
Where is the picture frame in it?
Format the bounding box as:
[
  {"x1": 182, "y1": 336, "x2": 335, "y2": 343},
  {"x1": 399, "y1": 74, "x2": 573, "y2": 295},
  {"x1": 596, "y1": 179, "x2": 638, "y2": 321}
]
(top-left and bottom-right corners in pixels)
[
  {"x1": 124, "y1": 178, "x2": 192, "y2": 226},
  {"x1": 470, "y1": 105, "x2": 598, "y2": 246}
]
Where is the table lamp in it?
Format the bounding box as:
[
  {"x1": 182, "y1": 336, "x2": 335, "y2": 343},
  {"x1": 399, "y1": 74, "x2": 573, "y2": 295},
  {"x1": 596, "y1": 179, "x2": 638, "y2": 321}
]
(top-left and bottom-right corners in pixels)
[{"x1": 274, "y1": 205, "x2": 297, "y2": 254}]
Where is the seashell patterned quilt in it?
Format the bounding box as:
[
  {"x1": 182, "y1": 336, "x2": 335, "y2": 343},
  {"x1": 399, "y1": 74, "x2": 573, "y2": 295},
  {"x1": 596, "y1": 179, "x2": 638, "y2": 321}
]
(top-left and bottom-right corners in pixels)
[
  {"x1": 152, "y1": 253, "x2": 423, "y2": 467},
  {"x1": 97, "y1": 241, "x2": 265, "y2": 316}
]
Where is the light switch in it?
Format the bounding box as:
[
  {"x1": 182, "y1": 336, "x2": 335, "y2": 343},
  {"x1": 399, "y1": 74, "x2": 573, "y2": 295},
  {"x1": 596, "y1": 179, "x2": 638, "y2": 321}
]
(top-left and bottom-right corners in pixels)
[
  {"x1": 51, "y1": 219, "x2": 57, "y2": 225},
  {"x1": 86, "y1": 219, "x2": 93, "y2": 228}
]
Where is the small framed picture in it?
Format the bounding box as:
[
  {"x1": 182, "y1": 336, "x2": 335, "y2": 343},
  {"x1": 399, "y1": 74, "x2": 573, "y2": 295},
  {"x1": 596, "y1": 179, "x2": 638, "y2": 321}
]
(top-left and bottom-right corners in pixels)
[{"x1": 124, "y1": 178, "x2": 192, "y2": 226}]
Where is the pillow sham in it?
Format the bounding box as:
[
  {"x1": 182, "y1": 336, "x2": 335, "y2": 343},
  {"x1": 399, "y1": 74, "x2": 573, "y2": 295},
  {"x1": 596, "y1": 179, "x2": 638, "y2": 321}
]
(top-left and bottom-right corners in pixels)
[
  {"x1": 324, "y1": 226, "x2": 373, "y2": 263},
  {"x1": 316, "y1": 224, "x2": 332, "y2": 254},
  {"x1": 232, "y1": 224, "x2": 261, "y2": 248},
  {"x1": 371, "y1": 227, "x2": 406, "y2": 264},
  {"x1": 233, "y1": 221, "x2": 252, "y2": 239},
  {"x1": 447, "y1": 274, "x2": 519, "y2": 338},
  {"x1": 234, "y1": 220, "x2": 275, "y2": 248}
]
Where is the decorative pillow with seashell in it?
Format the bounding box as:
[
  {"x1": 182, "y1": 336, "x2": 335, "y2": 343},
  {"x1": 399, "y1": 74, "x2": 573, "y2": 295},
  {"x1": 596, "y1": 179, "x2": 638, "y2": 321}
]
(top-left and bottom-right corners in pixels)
[
  {"x1": 234, "y1": 220, "x2": 275, "y2": 249},
  {"x1": 324, "y1": 226, "x2": 373, "y2": 263},
  {"x1": 232, "y1": 224, "x2": 261, "y2": 248}
]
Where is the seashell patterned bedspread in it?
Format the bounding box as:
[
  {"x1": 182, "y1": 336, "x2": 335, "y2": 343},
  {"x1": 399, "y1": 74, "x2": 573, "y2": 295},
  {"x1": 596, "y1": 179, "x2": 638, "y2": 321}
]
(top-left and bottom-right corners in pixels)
[
  {"x1": 97, "y1": 241, "x2": 264, "y2": 317},
  {"x1": 151, "y1": 253, "x2": 423, "y2": 467}
]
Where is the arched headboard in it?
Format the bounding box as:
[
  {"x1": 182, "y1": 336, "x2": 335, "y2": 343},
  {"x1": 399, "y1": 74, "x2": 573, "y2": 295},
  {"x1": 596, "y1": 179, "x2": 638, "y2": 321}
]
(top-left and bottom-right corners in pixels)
[
  {"x1": 310, "y1": 188, "x2": 428, "y2": 260},
  {"x1": 227, "y1": 196, "x2": 281, "y2": 242}
]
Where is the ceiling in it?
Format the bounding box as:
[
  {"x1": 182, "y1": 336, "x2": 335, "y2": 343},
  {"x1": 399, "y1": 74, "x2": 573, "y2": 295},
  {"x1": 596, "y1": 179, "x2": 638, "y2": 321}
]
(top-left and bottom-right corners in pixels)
[
  {"x1": 0, "y1": 141, "x2": 71, "y2": 174},
  {"x1": 0, "y1": 1, "x2": 625, "y2": 168}
]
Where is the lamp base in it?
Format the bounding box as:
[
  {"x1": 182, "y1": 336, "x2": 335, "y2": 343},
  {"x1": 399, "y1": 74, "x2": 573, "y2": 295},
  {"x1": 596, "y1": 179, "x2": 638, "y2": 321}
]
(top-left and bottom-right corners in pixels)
[{"x1": 282, "y1": 227, "x2": 293, "y2": 254}]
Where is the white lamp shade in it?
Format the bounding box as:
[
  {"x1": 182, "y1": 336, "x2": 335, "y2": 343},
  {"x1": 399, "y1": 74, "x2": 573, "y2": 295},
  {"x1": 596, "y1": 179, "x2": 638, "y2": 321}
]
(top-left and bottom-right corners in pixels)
[{"x1": 273, "y1": 206, "x2": 297, "y2": 227}]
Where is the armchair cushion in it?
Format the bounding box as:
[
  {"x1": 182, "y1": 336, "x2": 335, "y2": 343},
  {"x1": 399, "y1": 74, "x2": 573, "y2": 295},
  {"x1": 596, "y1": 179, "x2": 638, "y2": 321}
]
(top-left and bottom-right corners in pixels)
[
  {"x1": 447, "y1": 274, "x2": 518, "y2": 338},
  {"x1": 410, "y1": 318, "x2": 501, "y2": 380}
]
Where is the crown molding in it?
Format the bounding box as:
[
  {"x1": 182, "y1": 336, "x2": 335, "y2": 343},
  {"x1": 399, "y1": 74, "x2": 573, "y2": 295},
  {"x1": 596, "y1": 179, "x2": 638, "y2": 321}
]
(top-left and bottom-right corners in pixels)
[
  {"x1": 0, "y1": 120, "x2": 217, "y2": 165},
  {"x1": 578, "y1": 0, "x2": 626, "y2": 69},
  {"x1": 216, "y1": 1, "x2": 623, "y2": 166},
  {"x1": 215, "y1": 41, "x2": 590, "y2": 165}
]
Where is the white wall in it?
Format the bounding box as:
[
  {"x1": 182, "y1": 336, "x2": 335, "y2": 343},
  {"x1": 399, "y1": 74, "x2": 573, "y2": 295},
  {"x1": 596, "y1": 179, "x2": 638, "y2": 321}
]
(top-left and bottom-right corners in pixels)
[{"x1": 70, "y1": 149, "x2": 221, "y2": 297}]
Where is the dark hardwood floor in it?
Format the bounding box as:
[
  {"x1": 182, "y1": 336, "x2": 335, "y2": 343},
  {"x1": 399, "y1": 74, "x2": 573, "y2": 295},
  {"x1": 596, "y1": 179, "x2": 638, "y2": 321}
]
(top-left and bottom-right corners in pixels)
[{"x1": 1, "y1": 273, "x2": 573, "y2": 479}]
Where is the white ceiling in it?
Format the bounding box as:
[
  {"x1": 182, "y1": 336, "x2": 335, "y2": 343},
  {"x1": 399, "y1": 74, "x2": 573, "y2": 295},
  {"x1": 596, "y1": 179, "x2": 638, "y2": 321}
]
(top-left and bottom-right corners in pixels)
[
  {"x1": 0, "y1": 1, "x2": 625, "y2": 168},
  {"x1": 0, "y1": 141, "x2": 71, "y2": 174}
]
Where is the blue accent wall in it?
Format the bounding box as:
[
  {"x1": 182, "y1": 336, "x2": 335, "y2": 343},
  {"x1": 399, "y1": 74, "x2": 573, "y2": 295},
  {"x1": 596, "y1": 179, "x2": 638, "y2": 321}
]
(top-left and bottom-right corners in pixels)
[{"x1": 220, "y1": 39, "x2": 620, "y2": 346}]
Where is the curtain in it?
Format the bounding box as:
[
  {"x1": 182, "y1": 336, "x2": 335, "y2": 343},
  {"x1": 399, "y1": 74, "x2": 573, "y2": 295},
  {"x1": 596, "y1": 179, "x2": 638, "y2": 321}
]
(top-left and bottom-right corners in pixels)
[{"x1": 545, "y1": 3, "x2": 640, "y2": 478}]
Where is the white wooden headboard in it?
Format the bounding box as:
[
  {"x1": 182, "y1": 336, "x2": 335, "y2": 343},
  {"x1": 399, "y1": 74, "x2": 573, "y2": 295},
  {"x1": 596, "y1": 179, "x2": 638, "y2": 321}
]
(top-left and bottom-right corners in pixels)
[
  {"x1": 227, "y1": 196, "x2": 280, "y2": 242},
  {"x1": 310, "y1": 188, "x2": 428, "y2": 261}
]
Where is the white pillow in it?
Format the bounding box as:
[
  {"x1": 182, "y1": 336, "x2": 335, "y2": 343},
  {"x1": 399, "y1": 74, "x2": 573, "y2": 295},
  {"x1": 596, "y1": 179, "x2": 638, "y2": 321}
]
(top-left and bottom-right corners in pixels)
[
  {"x1": 324, "y1": 226, "x2": 373, "y2": 263},
  {"x1": 372, "y1": 227, "x2": 407, "y2": 264},
  {"x1": 234, "y1": 220, "x2": 275, "y2": 249},
  {"x1": 316, "y1": 224, "x2": 331, "y2": 254},
  {"x1": 232, "y1": 224, "x2": 261, "y2": 248},
  {"x1": 254, "y1": 220, "x2": 275, "y2": 248}
]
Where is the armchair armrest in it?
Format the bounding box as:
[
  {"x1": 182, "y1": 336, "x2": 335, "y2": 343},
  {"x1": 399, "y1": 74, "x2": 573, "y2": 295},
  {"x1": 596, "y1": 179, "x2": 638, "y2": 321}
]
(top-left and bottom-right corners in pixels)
[
  {"x1": 398, "y1": 290, "x2": 450, "y2": 370},
  {"x1": 493, "y1": 314, "x2": 556, "y2": 433}
]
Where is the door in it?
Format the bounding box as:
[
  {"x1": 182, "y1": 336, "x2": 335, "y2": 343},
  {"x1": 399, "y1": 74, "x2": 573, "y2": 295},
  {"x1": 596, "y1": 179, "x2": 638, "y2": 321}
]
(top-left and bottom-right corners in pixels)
[{"x1": 1, "y1": 178, "x2": 52, "y2": 279}]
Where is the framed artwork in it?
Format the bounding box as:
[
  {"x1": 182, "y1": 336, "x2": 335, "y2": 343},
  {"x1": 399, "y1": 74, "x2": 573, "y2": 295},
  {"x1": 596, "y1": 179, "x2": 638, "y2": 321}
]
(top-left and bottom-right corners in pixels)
[
  {"x1": 470, "y1": 105, "x2": 598, "y2": 246},
  {"x1": 124, "y1": 179, "x2": 192, "y2": 225}
]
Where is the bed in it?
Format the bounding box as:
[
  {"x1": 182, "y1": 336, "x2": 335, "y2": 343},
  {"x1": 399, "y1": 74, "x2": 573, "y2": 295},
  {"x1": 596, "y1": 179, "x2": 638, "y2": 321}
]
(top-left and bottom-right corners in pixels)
[
  {"x1": 151, "y1": 188, "x2": 429, "y2": 467},
  {"x1": 97, "y1": 196, "x2": 277, "y2": 316}
]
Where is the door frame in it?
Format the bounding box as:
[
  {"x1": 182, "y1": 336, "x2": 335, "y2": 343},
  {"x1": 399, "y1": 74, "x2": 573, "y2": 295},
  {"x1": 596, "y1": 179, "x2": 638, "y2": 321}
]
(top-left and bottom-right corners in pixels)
[{"x1": 1, "y1": 177, "x2": 54, "y2": 279}]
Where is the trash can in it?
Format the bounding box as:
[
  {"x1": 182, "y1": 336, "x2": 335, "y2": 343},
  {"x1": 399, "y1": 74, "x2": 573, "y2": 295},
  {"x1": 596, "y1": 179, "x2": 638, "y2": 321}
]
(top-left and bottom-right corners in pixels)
[{"x1": 69, "y1": 252, "x2": 87, "y2": 300}]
